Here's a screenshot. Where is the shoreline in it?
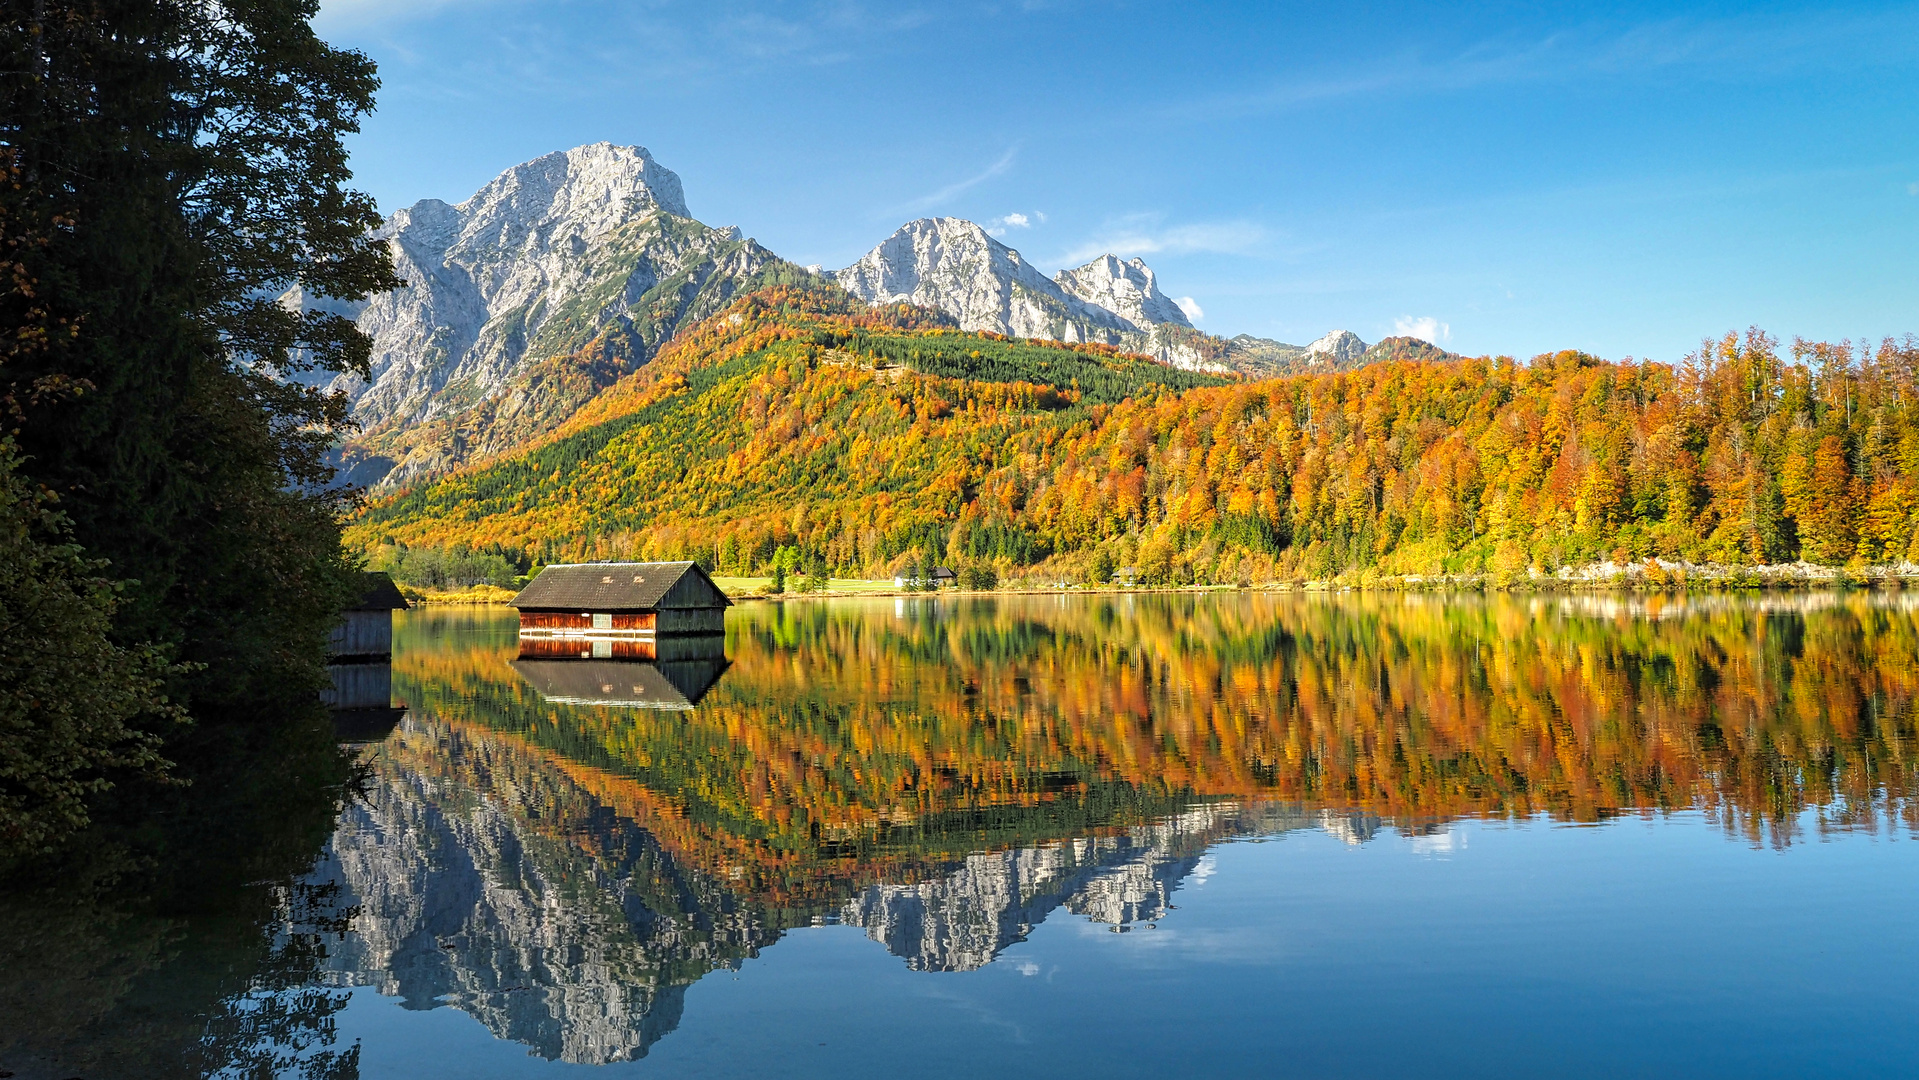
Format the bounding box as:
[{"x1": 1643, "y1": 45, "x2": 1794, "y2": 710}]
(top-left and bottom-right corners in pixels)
[{"x1": 400, "y1": 559, "x2": 1919, "y2": 606}]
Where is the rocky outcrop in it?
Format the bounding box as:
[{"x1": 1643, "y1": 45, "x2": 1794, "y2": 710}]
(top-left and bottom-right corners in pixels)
[
  {"x1": 1053, "y1": 254, "x2": 1192, "y2": 331},
  {"x1": 834, "y1": 219, "x2": 1248, "y2": 374},
  {"x1": 314, "y1": 143, "x2": 811, "y2": 489},
  {"x1": 1223, "y1": 331, "x2": 1378, "y2": 377},
  {"x1": 835, "y1": 218, "x2": 1139, "y2": 344},
  {"x1": 1357, "y1": 335, "x2": 1465, "y2": 365},
  {"x1": 1304, "y1": 329, "x2": 1368, "y2": 364}
]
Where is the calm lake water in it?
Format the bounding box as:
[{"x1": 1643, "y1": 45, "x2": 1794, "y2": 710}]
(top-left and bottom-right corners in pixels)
[{"x1": 7, "y1": 592, "x2": 1919, "y2": 1078}]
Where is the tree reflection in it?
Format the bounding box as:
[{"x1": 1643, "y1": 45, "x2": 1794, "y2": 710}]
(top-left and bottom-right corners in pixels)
[{"x1": 0, "y1": 704, "x2": 364, "y2": 1080}]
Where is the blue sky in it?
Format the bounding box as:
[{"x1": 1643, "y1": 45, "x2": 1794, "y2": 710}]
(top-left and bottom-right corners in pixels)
[{"x1": 315, "y1": 1, "x2": 1919, "y2": 361}]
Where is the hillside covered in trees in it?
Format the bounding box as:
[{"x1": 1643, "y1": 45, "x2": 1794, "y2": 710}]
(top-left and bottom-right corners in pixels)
[{"x1": 352, "y1": 286, "x2": 1919, "y2": 585}]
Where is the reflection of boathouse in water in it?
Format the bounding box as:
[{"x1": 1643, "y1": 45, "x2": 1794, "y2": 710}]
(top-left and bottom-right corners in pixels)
[
  {"x1": 324, "y1": 571, "x2": 409, "y2": 741},
  {"x1": 512, "y1": 634, "x2": 730, "y2": 710},
  {"x1": 510, "y1": 560, "x2": 730, "y2": 637}
]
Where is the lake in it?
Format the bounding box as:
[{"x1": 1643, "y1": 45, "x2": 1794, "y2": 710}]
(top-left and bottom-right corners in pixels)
[{"x1": 6, "y1": 592, "x2": 1918, "y2": 1078}]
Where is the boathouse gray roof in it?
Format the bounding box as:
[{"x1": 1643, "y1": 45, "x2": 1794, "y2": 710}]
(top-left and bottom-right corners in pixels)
[
  {"x1": 509, "y1": 561, "x2": 732, "y2": 612},
  {"x1": 347, "y1": 572, "x2": 409, "y2": 611}
]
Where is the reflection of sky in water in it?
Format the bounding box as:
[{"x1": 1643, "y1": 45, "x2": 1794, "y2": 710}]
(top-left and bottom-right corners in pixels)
[
  {"x1": 335, "y1": 813, "x2": 1919, "y2": 1080},
  {"x1": 316, "y1": 597, "x2": 1919, "y2": 1078}
]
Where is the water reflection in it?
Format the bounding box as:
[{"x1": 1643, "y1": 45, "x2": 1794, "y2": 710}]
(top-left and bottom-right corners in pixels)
[
  {"x1": 291, "y1": 592, "x2": 1919, "y2": 1065},
  {"x1": 510, "y1": 633, "x2": 729, "y2": 709}
]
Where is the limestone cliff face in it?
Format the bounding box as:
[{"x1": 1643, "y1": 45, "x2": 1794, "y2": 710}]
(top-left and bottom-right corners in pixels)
[
  {"x1": 835, "y1": 219, "x2": 1395, "y2": 377},
  {"x1": 1052, "y1": 254, "x2": 1193, "y2": 332},
  {"x1": 1224, "y1": 329, "x2": 1377, "y2": 377},
  {"x1": 835, "y1": 218, "x2": 1139, "y2": 344},
  {"x1": 317, "y1": 143, "x2": 808, "y2": 489},
  {"x1": 1305, "y1": 330, "x2": 1369, "y2": 365}
]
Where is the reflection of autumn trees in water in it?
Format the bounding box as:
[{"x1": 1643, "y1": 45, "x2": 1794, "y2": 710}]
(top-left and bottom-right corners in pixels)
[{"x1": 397, "y1": 593, "x2": 1919, "y2": 885}]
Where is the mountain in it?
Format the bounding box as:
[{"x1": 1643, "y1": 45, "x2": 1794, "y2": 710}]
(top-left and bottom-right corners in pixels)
[
  {"x1": 1305, "y1": 329, "x2": 1369, "y2": 364},
  {"x1": 1358, "y1": 335, "x2": 1464, "y2": 365},
  {"x1": 315, "y1": 143, "x2": 1447, "y2": 495},
  {"x1": 314, "y1": 143, "x2": 816, "y2": 490},
  {"x1": 834, "y1": 218, "x2": 1139, "y2": 343},
  {"x1": 834, "y1": 218, "x2": 1233, "y2": 373},
  {"x1": 1219, "y1": 329, "x2": 1376, "y2": 378},
  {"x1": 351, "y1": 282, "x2": 1919, "y2": 581},
  {"x1": 1052, "y1": 254, "x2": 1193, "y2": 331}
]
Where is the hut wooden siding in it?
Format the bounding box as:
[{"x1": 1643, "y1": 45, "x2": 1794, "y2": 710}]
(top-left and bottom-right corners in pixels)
[
  {"x1": 518, "y1": 611, "x2": 658, "y2": 632},
  {"x1": 510, "y1": 561, "x2": 730, "y2": 637},
  {"x1": 329, "y1": 572, "x2": 409, "y2": 659}
]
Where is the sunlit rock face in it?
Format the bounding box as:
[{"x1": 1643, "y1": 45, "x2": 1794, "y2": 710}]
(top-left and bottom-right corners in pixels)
[
  {"x1": 305, "y1": 143, "x2": 796, "y2": 489},
  {"x1": 1304, "y1": 329, "x2": 1369, "y2": 365},
  {"x1": 834, "y1": 218, "x2": 1246, "y2": 374},
  {"x1": 1053, "y1": 254, "x2": 1193, "y2": 332},
  {"x1": 835, "y1": 218, "x2": 1140, "y2": 343}
]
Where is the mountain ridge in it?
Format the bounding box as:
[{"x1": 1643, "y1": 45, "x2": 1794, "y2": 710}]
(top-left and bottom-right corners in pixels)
[{"x1": 318, "y1": 142, "x2": 1417, "y2": 491}]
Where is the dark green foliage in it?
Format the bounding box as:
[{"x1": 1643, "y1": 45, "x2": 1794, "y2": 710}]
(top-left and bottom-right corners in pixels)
[
  {"x1": 369, "y1": 544, "x2": 520, "y2": 590},
  {"x1": 0, "y1": 439, "x2": 183, "y2": 859},
  {"x1": 961, "y1": 521, "x2": 1051, "y2": 563},
  {"x1": 0, "y1": 0, "x2": 397, "y2": 852},
  {"x1": 0, "y1": 700, "x2": 362, "y2": 1078},
  {"x1": 818, "y1": 326, "x2": 1229, "y2": 404}
]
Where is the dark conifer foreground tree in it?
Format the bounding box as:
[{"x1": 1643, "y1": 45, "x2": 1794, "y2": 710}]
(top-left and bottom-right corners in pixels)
[{"x1": 0, "y1": 0, "x2": 398, "y2": 857}]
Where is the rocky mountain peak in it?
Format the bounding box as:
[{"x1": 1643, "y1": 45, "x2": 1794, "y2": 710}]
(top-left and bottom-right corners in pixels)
[
  {"x1": 453, "y1": 142, "x2": 689, "y2": 248},
  {"x1": 317, "y1": 142, "x2": 801, "y2": 490},
  {"x1": 1054, "y1": 254, "x2": 1192, "y2": 330},
  {"x1": 1303, "y1": 329, "x2": 1368, "y2": 364},
  {"x1": 834, "y1": 218, "x2": 1138, "y2": 343},
  {"x1": 830, "y1": 218, "x2": 1244, "y2": 372}
]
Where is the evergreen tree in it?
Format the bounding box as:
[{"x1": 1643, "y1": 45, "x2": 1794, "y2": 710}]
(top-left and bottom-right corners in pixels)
[
  {"x1": 1, "y1": 0, "x2": 398, "y2": 848},
  {"x1": 2, "y1": 0, "x2": 396, "y2": 698}
]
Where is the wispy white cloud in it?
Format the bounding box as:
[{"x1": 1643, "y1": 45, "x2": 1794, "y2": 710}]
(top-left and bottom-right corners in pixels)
[
  {"x1": 1155, "y1": 9, "x2": 1919, "y2": 126},
  {"x1": 1056, "y1": 213, "x2": 1270, "y2": 266},
  {"x1": 901, "y1": 146, "x2": 1019, "y2": 213},
  {"x1": 1173, "y1": 296, "x2": 1204, "y2": 321},
  {"x1": 1394, "y1": 315, "x2": 1451, "y2": 344}
]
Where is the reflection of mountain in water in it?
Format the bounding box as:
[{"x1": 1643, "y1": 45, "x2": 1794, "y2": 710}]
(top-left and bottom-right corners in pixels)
[
  {"x1": 315, "y1": 719, "x2": 772, "y2": 1064},
  {"x1": 308, "y1": 716, "x2": 1364, "y2": 1062},
  {"x1": 326, "y1": 591, "x2": 1919, "y2": 1064},
  {"x1": 841, "y1": 802, "x2": 1326, "y2": 970}
]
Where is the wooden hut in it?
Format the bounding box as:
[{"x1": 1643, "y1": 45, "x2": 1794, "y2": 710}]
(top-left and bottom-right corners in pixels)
[
  {"x1": 325, "y1": 572, "x2": 409, "y2": 742},
  {"x1": 328, "y1": 571, "x2": 408, "y2": 661},
  {"x1": 510, "y1": 561, "x2": 730, "y2": 637}
]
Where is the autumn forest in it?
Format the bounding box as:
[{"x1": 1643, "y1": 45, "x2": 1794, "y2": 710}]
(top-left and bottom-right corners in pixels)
[{"x1": 353, "y1": 286, "x2": 1919, "y2": 586}]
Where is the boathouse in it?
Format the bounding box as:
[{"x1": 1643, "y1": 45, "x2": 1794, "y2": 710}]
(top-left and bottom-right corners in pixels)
[
  {"x1": 328, "y1": 571, "x2": 409, "y2": 660},
  {"x1": 510, "y1": 561, "x2": 730, "y2": 637}
]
